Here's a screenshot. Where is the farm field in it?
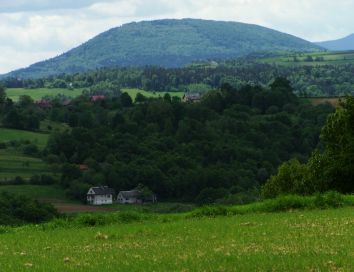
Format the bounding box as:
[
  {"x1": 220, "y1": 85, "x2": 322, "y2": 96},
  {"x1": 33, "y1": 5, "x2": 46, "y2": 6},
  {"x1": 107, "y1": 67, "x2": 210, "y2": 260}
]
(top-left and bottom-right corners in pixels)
[
  {"x1": 306, "y1": 97, "x2": 343, "y2": 108},
  {"x1": 0, "y1": 150, "x2": 51, "y2": 180},
  {"x1": 0, "y1": 207, "x2": 353, "y2": 271},
  {"x1": 5, "y1": 88, "x2": 84, "y2": 101},
  {"x1": 122, "y1": 88, "x2": 184, "y2": 100},
  {"x1": 258, "y1": 50, "x2": 354, "y2": 66},
  {"x1": 5, "y1": 87, "x2": 184, "y2": 102},
  {"x1": 0, "y1": 128, "x2": 49, "y2": 149},
  {"x1": 0, "y1": 185, "x2": 67, "y2": 200}
]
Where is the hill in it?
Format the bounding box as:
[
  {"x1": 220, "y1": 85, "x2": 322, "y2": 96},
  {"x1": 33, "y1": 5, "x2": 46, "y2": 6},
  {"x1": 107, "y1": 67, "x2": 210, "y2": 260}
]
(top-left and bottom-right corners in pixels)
[
  {"x1": 316, "y1": 33, "x2": 354, "y2": 51},
  {"x1": 2, "y1": 19, "x2": 322, "y2": 79}
]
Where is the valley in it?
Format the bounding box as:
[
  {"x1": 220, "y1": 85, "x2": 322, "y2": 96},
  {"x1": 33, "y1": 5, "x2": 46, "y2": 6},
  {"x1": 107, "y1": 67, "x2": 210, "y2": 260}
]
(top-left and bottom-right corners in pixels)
[{"x1": 0, "y1": 12, "x2": 353, "y2": 272}]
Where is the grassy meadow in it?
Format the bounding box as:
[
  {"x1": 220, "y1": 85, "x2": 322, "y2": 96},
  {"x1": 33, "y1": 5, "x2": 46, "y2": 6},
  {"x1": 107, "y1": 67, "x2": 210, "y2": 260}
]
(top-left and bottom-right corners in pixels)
[
  {"x1": 0, "y1": 207, "x2": 353, "y2": 271},
  {"x1": 0, "y1": 150, "x2": 51, "y2": 180},
  {"x1": 5, "y1": 88, "x2": 84, "y2": 102},
  {"x1": 0, "y1": 128, "x2": 49, "y2": 149},
  {"x1": 259, "y1": 51, "x2": 354, "y2": 66},
  {"x1": 0, "y1": 185, "x2": 66, "y2": 200},
  {"x1": 5, "y1": 87, "x2": 183, "y2": 102},
  {"x1": 122, "y1": 88, "x2": 184, "y2": 100}
]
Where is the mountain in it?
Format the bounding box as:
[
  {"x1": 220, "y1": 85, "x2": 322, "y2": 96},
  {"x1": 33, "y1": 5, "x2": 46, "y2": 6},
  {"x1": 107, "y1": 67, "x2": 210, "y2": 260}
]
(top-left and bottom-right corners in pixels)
[
  {"x1": 2, "y1": 19, "x2": 323, "y2": 79},
  {"x1": 316, "y1": 34, "x2": 354, "y2": 51}
]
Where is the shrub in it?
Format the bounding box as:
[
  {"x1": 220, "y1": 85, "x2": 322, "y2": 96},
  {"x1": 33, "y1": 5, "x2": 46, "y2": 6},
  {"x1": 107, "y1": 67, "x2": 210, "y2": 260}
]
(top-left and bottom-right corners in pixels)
[
  {"x1": 75, "y1": 214, "x2": 111, "y2": 227},
  {"x1": 262, "y1": 159, "x2": 310, "y2": 198},
  {"x1": 22, "y1": 144, "x2": 39, "y2": 156},
  {"x1": 0, "y1": 192, "x2": 58, "y2": 226},
  {"x1": 189, "y1": 206, "x2": 230, "y2": 218},
  {"x1": 314, "y1": 191, "x2": 345, "y2": 209},
  {"x1": 13, "y1": 176, "x2": 25, "y2": 185},
  {"x1": 260, "y1": 195, "x2": 312, "y2": 212},
  {"x1": 30, "y1": 175, "x2": 56, "y2": 185},
  {"x1": 196, "y1": 188, "x2": 229, "y2": 205}
]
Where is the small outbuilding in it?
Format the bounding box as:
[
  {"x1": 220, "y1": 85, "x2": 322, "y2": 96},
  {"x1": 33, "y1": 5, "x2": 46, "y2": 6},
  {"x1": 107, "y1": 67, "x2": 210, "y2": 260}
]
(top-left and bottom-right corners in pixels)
[
  {"x1": 117, "y1": 188, "x2": 157, "y2": 204},
  {"x1": 87, "y1": 186, "x2": 115, "y2": 205},
  {"x1": 182, "y1": 93, "x2": 202, "y2": 103}
]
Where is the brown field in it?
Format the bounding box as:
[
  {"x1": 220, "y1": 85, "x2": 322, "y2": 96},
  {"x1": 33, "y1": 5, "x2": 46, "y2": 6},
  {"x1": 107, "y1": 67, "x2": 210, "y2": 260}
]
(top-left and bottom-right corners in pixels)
[
  {"x1": 306, "y1": 97, "x2": 342, "y2": 107},
  {"x1": 40, "y1": 198, "x2": 114, "y2": 214}
]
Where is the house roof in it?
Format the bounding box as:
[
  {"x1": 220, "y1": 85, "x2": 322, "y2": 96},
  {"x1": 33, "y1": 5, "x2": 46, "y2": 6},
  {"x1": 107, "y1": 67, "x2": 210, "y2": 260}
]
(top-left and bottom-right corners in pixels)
[
  {"x1": 87, "y1": 186, "x2": 115, "y2": 196},
  {"x1": 184, "y1": 93, "x2": 202, "y2": 101},
  {"x1": 90, "y1": 95, "x2": 106, "y2": 102},
  {"x1": 118, "y1": 190, "x2": 142, "y2": 199}
]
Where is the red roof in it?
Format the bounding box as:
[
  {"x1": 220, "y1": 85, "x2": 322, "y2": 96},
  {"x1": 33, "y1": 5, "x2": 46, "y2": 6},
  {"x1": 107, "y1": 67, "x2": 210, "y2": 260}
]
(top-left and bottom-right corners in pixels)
[
  {"x1": 35, "y1": 100, "x2": 52, "y2": 108},
  {"x1": 79, "y1": 164, "x2": 89, "y2": 171},
  {"x1": 90, "y1": 95, "x2": 106, "y2": 102}
]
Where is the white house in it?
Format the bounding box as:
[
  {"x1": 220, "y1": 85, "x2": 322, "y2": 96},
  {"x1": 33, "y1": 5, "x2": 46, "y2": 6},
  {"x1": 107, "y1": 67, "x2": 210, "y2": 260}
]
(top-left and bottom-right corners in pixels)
[{"x1": 87, "y1": 186, "x2": 115, "y2": 205}]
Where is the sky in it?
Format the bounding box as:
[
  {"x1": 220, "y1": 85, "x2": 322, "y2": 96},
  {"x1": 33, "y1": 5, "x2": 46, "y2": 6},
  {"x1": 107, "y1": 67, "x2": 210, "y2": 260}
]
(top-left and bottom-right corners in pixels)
[{"x1": 0, "y1": 0, "x2": 354, "y2": 74}]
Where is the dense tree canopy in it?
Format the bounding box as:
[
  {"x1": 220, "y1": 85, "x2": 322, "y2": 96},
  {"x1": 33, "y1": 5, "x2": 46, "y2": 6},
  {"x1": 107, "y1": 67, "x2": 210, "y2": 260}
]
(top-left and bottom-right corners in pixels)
[
  {"x1": 263, "y1": 97, "x2": 354, "y2": 198},
  {"x1": 3, "y1": 61, "x2": 354, "y2": 97},
  {"x1": 42, "y1": 79, "x2": 333, "y2": 201}
]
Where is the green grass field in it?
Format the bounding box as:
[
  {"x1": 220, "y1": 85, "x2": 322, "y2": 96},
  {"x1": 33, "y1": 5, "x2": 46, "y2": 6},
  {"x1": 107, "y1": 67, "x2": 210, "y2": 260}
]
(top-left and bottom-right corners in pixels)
[
  {"x1": 0, "y1": 207, "x2": 352, "y2": 271},
  {"x1": 5, "y1": 87, "x2": 184, "y2": 102},
  {"x1": 259, "y1": 51, "x2": 354, "y2": 66},
  {"x1": 0, "y1": 150, "x2": 51, "y2": 180},
  {"x1": 0, "y1": 185, "x2": 66, "y2": 200},
  {"x1": 5, "y1": 88, "x2": 84, "y2": 102},
  {"x1": 0, "y1": 128, "x2": 49, "y2": 149},
  {"x1": 122, "y1": 88, "x2": 184, "y2": 100}
]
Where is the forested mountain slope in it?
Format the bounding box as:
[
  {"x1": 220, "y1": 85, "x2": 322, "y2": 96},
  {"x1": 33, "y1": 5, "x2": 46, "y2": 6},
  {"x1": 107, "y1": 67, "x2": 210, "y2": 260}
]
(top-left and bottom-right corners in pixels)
[{"x1": 2, "y1": 19, "x2": 322, "y2": 79}]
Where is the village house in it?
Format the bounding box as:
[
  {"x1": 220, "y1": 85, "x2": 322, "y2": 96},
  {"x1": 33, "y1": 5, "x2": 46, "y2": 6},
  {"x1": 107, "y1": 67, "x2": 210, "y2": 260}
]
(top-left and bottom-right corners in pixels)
[
  {"x1": 87, "y1": 186, "x2": 115, "y2": 205},
  {"x1": 182, "y1": 92, "x2": 202, "y2": 103},
  {"x1": 90, "y1": 95, "x2": 106, "y2": 102},
  {"x1": 117, "y1": 189, "x2": 157, "y2": 204},
  {"x1": 35, "y1": 99, "x2": 52, "y2": 109}
]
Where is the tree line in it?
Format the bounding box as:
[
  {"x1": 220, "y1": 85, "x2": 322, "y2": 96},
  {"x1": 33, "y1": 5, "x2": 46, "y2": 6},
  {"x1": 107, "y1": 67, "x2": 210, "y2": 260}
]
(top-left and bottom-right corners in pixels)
[{"x1": 3, "y1": 61, "x2": 354, "y2": 97}]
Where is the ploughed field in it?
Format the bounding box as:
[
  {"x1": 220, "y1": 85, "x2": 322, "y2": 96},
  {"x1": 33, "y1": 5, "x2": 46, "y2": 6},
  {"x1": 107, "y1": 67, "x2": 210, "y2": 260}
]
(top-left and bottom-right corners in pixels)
[{"x1": 0, "y1": 207, "x2": 353, "y2": 271}]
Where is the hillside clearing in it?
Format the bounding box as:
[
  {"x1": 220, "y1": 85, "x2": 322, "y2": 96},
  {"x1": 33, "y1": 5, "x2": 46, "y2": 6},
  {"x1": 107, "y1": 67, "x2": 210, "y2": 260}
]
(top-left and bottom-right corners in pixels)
[
  {"x1": 5, "y1": 88, "x2": 84, "y2": 101},
  {"x1": 5, "y1": 87, "x2": 183, "y2": 102},
  {"x1": 0, "y1": 151, "x2": 52, "y2": 180},
  {"x1": 122, "y1": 88, "x2": 184, "y2": 100},
  {"x1": 0, "y1": 128, "x2": 49, "y2": 149},
  {"x1": 0, "y1": 207, "x2": 352, "y2": 271},
  {"x1": 258, "y1": 51, "x2": 354, "y2": 66}
]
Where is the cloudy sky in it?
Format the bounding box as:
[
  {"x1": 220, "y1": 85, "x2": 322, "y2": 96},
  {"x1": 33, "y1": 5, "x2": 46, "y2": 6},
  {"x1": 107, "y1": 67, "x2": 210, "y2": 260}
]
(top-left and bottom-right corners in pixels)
[{"x1": 0, "y1": 0, "x2": 353, "y2": 74}]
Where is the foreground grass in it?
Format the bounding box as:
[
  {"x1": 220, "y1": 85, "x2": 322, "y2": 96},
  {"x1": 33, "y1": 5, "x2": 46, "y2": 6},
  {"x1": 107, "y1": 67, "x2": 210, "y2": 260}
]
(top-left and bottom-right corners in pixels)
[
  {"x1": 0, "y1": 207, "x2": 353, "y2": 271},
  {"x1": 0, "y1": 150, "x2": 51, "y2": 180}
]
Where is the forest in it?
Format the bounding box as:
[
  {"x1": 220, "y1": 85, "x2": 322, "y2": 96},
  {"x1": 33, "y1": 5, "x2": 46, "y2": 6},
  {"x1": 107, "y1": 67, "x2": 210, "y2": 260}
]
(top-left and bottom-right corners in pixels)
[
  {"x1": 3, "y1": 60, "x2": 354, "y2": 97},
  {"x1": 0, "y1": 79, "x2": 336, "y2": 203}
]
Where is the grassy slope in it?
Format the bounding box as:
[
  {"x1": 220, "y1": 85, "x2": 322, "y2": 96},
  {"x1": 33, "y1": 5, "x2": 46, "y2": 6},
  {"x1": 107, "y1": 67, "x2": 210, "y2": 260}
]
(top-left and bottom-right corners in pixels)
[
  {"x1": 259, "y1": 51, "x2": 354, "y2": 66},
  {"x1": 0, "y1": 150, "x2": 51, "y2": 180},
  {"x1": 5, "y1": 88, "x2": 83, "y2": 102},
  {"x1": 122, "y1": 88, "x2": 184, "y2": 100},
  {"x1": 0, "y1": 207, "x2": 352, "y2": 271},
  {"x1": 5, "y1": 88, "x2": 184, "y2": 102},
  {"x1": 0, "y1": 185, "x2": 66, "y2": 200},
  {"x1": 0, "y1": 128, "x2": 49, "y2": 149},
  {"x1": 0, "y1": 127, "x2": 51, "y2": 180}
]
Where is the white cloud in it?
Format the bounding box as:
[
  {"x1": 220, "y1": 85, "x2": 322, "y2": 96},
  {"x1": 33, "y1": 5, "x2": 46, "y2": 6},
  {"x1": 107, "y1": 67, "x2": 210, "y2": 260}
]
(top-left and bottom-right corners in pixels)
[{"x1": 1, "y1": 0, "x2": 354, "y2": 74}]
